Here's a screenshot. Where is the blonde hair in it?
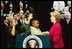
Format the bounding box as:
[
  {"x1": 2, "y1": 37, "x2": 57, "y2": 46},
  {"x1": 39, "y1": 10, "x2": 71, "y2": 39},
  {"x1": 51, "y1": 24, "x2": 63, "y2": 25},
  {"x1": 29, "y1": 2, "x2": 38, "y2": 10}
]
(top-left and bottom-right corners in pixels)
[{"x1": 50, "y1": 11, "x2": 61, "y2": 21}]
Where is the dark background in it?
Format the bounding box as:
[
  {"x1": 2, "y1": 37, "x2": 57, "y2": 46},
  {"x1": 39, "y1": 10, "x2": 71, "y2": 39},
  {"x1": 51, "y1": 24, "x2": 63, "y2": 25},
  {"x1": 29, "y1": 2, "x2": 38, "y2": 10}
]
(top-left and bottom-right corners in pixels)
[{"x1": 29, "y1": 1, "x2": 53, "y2": 31}]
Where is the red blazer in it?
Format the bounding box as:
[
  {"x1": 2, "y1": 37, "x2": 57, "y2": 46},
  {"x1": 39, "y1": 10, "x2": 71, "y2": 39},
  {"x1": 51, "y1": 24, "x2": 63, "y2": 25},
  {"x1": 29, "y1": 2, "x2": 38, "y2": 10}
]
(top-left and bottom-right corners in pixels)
[{"x1": 49, "y1": 21, "x2": 64, "y2": 48}]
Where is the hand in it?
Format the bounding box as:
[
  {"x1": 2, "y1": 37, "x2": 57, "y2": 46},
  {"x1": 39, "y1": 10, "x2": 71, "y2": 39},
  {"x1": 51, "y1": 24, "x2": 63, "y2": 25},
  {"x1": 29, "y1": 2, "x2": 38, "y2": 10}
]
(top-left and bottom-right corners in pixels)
[
  {"x1": 24, "y1": 18, "x2": 29, "y2": 24},
  {"x1": 43, "y1": 31, "x2": 49, "y2": 35},
  {"x1": 28, "y1": 13, "x2": 33, "y2": 20}
]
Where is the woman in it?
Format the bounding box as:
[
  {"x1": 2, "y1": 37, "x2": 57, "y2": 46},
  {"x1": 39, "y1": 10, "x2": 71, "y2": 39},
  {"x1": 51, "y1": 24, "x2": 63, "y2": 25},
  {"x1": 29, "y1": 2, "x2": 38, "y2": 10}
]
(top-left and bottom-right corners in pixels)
[
  {"x1": 44, "y1": 11, "x2": 64, "y2": 48},
  {"x1": 1, "y1": 16, "x2": 16, "y2": 48}
]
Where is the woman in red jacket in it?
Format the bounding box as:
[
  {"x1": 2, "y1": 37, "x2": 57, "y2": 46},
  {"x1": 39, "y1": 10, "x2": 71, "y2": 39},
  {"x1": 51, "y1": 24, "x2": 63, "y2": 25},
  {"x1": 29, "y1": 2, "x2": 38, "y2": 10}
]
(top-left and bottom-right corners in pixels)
[{"x1": 44, "y1": 11, "x2": 64, "y2": 48}]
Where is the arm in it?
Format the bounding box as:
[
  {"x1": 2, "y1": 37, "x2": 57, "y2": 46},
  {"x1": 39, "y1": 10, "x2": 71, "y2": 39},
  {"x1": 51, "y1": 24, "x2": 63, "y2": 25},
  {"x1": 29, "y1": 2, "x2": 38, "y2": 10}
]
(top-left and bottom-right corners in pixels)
[
  {"x1": 42, "y1": 31, "x2": 49, "y2": 35},
  {"x1": 11, "y1": 19, "x2": 16, "y2": 36},
  {"x1": 24, "y1": 13, "x2": 33, "y2": 24},
  {"x1": 24, "y1": 18, "x2": 30, "y2": 24},
  {"x1": 11, "y1": 25, "x2": 16, "y2": 36},
  {"x1": 30, "y1": 27, "x2": 36, "y2": 35}
]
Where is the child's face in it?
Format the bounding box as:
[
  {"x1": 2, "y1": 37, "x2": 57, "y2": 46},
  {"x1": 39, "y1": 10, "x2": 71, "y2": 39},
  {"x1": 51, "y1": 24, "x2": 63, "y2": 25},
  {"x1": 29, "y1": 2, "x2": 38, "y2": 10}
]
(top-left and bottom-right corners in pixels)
[{"x1": 32, "y1": 20, "x2": 39, "y2": 28}]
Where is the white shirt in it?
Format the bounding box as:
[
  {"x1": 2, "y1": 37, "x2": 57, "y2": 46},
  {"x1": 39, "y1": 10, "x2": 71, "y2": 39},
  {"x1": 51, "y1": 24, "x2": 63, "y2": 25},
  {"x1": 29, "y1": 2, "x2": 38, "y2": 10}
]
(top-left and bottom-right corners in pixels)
[
  {"x1": 20, "y1": 19, "x2": 24, "y2": 25},
  {"x1": 53, "y1": 1, "x2": 65, "y2": 11},
  {"x1": 66, "y1": 19, "x2": 70, "y2": 24},
  {"x1": 64, "y1": 6, "x2": 71, "y2": 13},
  {"x1": 30, "y1": 26, "x2": 43, "y2": 35}
]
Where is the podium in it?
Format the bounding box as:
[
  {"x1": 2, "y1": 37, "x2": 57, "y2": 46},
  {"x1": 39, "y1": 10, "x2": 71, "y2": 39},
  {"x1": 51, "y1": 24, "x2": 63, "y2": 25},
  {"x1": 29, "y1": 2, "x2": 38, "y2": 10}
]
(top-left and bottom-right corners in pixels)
[{"x1": 15, "y1": 34, "x2": 51, "y2": 48}]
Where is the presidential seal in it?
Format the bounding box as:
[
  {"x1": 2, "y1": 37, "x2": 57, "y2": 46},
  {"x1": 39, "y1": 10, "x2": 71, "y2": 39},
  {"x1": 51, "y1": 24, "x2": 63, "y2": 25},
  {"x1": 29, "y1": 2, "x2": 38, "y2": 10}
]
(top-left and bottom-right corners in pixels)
[{"x1": 23, "y1": 35, "x2": 43, "y2": 48}]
